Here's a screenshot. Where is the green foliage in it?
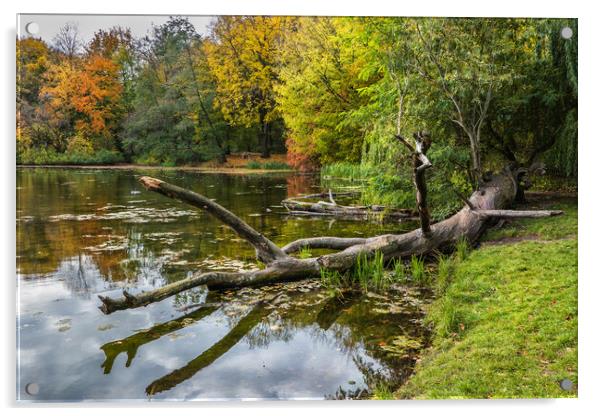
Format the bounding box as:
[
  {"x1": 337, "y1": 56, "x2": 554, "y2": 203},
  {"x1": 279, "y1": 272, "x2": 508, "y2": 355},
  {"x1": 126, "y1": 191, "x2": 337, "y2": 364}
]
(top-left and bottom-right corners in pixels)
[
  {"x1": 434, "y1": 255, "x2": 454, "y2": 296},
  {"x1": 372, "y1": 383, "x2": 395, "y2": 400},
  {"x1": 245, "y1": 160, "x2": 290, "y2": 170},
  {"x1": 246, "y1": 161, "x2": 261, "y2": 169},
  {"x1": 319, "y1": 251, "x2": 389, "y2": 294},
  {"x1": 392, "y1": 259, "x2": 406, "y2": 282},
  {"x1": 18, "y1": 147, "x2": 124, "y2": 165},
  {"x1": 260, "y1": 161, "x2": 291, "y2": 170},
  {"x1": 17, "y1": 16, "x2": 578, "y2": 184},
  {"x1": 319, "y1": 268, "x2": 346, "y2": 297},
  {"x1": 355, "y1": 251, "x2": 385, "y2": 292}
]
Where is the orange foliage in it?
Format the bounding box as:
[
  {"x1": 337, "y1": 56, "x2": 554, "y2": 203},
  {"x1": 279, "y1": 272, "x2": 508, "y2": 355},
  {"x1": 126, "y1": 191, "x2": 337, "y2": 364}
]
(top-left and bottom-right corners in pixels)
[{"x1": 41, "y1": 54, "x2": 123, "y2": 147}]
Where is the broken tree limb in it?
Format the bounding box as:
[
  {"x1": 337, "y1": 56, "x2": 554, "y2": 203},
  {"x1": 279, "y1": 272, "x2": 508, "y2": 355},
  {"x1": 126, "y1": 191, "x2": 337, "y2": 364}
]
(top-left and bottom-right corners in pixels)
[
  {"x1": 281, "y1": 197, "x2": 414, "y2": 220},
  {"x1": 138, "y1": 176, "x2": 286, "y2": 263},
  {"x1": 395, "y1": 131, "x2": 433, "y2": 235},
  {"x1": 98, "y1": 168, "x2": 563, "y2": 315}
]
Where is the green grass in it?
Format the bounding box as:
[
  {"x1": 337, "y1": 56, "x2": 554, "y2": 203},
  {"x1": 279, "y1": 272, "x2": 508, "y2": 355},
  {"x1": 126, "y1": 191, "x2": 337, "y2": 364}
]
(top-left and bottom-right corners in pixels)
[
  {"x1": 246, "y1": 160, "x2": 262, "y2": 169},
  {"x1": 17, "y1": 148, "x2": 125, "y2": 165},
  {"x1": 320, "y1": 162, "x2": 372, "y2": 181},
  {"x1": 320, "y1": 251, "x2": 390, "y2": 294},
  {"x1": 482, "y1": 199, "x2": 577, "y2": 242},
  {"x1": 245, "y1": 160, "x2": 290, "y2": 170},
  {"x1": 298, "y1": 246, "x2": 313, "y2": 259},
  {"x1": 409, "y1": 255, "x2": 428, "y2": 285},
  {"x1": 355, "y1": 251, "x2": 386, "y2": 292},
  {"x1": 396, "y1": 198, "x2": 577, "y2": 399}
]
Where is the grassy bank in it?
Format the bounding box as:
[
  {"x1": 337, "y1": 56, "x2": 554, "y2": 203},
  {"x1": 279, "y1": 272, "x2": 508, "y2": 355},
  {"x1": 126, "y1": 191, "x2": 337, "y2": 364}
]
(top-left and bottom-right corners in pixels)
[
  {"x1": 395, "y1": 196, "x2": 577, "y2": 399},
  {"x1": 17, "y1": 153, "x2": 295, "y2": 174}
]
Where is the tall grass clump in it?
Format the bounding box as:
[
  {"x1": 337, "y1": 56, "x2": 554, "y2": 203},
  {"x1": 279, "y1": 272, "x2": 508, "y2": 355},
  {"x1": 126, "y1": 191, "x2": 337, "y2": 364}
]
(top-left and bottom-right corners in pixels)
[
  {"x1": 355, "y1": 251, "x2": 385, "y2": 292},
  {"x1": 246, "y1": 160, "x2": 261, "y2": 169},
  {"x1": 321, "y1": 162, "x2": 372, "y2": 181},
  {"x1": 409, "y1": 255, "x2": 428, "y2": 285},
  {"x1": 261, "y1": 161, "x2": 290, "y2": 170},
  {"x1": 455, "y1": 237, "x2": 471, "y2": 261},
  {"x1": 320, "y1": 268, "x2": 346, "y2": 297},
  {"x1": 435, "y1": 255, "x2": 454, "y2": 295},
  {"x1": 298, "y1": 246, "x2": 312, "y2": 259},
  {"x1": 392, "y1": 258, "x2": 406, "y2": 282}
]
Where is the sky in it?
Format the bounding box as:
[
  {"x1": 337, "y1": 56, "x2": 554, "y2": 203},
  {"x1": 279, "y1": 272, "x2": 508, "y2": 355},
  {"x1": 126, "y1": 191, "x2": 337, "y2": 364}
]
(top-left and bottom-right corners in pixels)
[{"x1": 18, "y1": 14, "x2": 214, "y2": 45}]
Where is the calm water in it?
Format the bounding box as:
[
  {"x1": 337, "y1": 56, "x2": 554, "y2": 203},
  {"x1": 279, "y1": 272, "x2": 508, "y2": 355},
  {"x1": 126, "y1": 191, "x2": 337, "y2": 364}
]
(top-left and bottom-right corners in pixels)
[{"x1": 16, "y1": 167, "x2": 429, "y2": 401}]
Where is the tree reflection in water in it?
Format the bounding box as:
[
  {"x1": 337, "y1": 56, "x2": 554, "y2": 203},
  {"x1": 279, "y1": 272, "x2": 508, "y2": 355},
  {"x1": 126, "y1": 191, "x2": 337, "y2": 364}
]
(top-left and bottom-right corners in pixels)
[{"x1": 100, "y1": 279, "x2": 431, "y2": 398}]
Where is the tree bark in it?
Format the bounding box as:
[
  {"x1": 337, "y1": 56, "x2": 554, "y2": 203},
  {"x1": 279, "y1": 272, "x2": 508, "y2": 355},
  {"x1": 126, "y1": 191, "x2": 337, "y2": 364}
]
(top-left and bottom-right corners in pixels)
[
  {"x1": 395, "y1": 131, "x2": 433, "y2": 235},
  {"x1": 98, "y1": 167, "x2": 562, "y2": 315}
]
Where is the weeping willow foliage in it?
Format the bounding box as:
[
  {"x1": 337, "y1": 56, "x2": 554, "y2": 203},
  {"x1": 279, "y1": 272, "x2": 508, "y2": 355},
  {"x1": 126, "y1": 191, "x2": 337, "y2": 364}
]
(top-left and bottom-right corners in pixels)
[{"x1": 543, "y1": 19, "x2": 578, "y2": 178}]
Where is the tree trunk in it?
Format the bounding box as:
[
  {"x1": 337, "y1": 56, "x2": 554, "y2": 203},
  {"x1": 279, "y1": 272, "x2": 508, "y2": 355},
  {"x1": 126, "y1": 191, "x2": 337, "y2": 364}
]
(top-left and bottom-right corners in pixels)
[
  {"x1": 258, "y1": 109, "x2": 270, "y2": 158},
  {"x1": 98, "y1": 167, "x2": 562, "y2": 315}
]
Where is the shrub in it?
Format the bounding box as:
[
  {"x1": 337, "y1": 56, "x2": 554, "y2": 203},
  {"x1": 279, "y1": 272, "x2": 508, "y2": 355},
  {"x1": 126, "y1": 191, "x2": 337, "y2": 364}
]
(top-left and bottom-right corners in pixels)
[{"x1": 246, "y1": 160, "x2": 261, "y2": 169}]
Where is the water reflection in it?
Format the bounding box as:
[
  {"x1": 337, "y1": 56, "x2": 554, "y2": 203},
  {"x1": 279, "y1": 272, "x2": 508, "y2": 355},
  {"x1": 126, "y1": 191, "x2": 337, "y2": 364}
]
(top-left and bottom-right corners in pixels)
[{"x1": 17, "y1": 168, "x2": 427, "y2": 401}]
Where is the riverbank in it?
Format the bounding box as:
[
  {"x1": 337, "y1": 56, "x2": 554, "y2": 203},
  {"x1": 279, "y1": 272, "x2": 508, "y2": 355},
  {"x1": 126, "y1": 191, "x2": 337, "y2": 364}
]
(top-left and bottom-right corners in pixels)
[
  {"x1": 17, "y1": 154, "x2": 298, "y2": 175},
  {"x1": 18, "y1": 164, "x2": 295, "y2": 175},
  {"x1": 394, "y1": 196, "x2": 578, "y2": 399},
  {"x1": 18, "y1": 156, "x2": 299, "y2": 175}
]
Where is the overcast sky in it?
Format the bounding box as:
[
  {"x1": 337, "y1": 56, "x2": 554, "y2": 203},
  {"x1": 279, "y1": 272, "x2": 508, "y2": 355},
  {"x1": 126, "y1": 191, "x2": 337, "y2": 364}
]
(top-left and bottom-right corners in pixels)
[{"x1": 18, "y1": 14, "x2": 215, "y2": 46}]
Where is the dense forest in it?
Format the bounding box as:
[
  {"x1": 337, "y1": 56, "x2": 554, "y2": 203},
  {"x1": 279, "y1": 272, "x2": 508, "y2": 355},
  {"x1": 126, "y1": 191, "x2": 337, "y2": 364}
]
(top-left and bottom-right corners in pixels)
[{"x1": 17, "y1": 17, "x2": 577, "y2": 197}]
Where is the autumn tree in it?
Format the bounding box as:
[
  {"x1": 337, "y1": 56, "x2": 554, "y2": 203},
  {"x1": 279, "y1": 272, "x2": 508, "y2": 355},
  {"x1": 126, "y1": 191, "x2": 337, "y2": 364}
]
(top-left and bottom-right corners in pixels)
[
  {"x1": 123, "y1": 17, "x2": 228, "y2": 164},
  {"x1": 40, "y1": 51, "x2": 124, "y2": 152},
  {"x1": 275, "y1": 17, "x2": 377, "y2": 169},
  {"x1": 17, "y1": 37, "x2": 52, "y2": 152},
  {"x1": 205, "y1": 16, "x2": 290, "y2": 158}
]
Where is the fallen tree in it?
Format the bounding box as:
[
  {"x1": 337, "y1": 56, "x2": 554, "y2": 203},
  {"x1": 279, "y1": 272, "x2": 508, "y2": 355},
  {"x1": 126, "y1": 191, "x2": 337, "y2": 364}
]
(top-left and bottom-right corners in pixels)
[
  {"x1": 99, "y1": 132, "x2": 562, "y2": 315},
  {"x1": 281, "y1": 190, "x2": 415, "y2": 220}
]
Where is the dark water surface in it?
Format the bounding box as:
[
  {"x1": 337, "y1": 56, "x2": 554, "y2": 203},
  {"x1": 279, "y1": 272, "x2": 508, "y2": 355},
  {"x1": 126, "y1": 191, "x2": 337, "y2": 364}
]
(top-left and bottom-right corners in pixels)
[{"x1": 17, "y1": 167, "x2": 429, "y2": 401}]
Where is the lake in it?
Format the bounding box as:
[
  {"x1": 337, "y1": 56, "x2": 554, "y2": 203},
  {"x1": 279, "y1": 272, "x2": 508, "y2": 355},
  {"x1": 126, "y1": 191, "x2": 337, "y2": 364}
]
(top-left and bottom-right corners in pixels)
[{"x1": 16, "y1": 167, "x2": 429, "y2": 401}]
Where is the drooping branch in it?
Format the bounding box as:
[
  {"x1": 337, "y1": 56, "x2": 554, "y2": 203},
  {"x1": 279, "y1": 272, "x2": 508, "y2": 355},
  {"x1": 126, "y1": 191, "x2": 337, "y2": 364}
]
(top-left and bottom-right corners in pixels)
[{"x1": 138, "y1": 176, "x2": 287, "y2": 263}]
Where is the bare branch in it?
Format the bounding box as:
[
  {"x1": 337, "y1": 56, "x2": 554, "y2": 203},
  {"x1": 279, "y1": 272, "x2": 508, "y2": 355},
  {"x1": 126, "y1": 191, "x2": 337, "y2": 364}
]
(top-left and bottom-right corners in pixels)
[{"x1": 139, "y1": 176, "x2": 287, "y2": 263}]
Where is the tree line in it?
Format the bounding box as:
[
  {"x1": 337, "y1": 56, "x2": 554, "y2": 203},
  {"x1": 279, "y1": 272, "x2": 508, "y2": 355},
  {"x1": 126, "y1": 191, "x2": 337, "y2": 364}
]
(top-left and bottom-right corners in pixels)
[{"x1": 17, "y1": 16, "x2": 576, "y2": 180}]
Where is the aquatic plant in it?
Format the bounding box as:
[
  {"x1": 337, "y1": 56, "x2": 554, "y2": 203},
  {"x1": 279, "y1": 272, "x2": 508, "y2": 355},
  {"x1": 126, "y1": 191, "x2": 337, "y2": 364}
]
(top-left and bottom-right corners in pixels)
[
  {"x1": 354, "y1": 251, "x2": 385, "y2": 292},
  {"x1": 298, "y1": 246, "x2": 312, "y2": 259},
  {"x1": 409, "y1": 255, "x2": 428, "y2": 285},
  {"x1": 392, "y1": 258, "x2": 406, "y2": 282}
]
